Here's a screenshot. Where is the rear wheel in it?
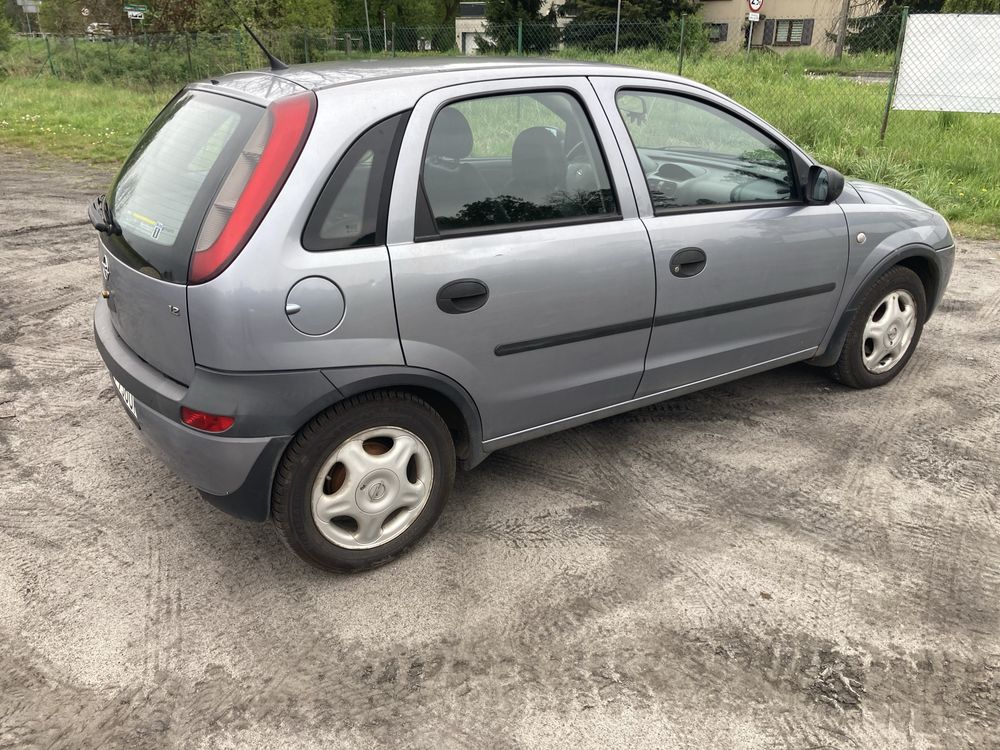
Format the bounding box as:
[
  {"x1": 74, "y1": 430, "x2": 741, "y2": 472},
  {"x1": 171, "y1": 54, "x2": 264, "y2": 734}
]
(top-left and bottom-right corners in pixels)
[
  {"x1": 832, "y1": 266, "x2": 926, "y2": 389},
  {"x1": 272, "y1": 392, "x2": 455, "y2": 572}
]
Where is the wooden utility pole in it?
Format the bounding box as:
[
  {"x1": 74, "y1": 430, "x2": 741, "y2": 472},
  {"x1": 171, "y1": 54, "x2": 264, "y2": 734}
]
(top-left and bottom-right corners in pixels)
[{"x1": 834, "y1": 0, "x2": 852, "y2": 60}]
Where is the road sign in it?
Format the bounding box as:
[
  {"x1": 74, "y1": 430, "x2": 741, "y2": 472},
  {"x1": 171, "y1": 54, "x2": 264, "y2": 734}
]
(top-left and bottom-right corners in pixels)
[
  {"x1": 124, "y1": 3, "x2": 149, "y2": 11},
  {"x1": 748, "y1": 0, "x2": 763, "y2": 11},
  {"x1": 748, "y1": 11, "x2": 760, "y2": 21},
  {"x1": 127, "y1": 9, "x2": 144, "y2": 20}
]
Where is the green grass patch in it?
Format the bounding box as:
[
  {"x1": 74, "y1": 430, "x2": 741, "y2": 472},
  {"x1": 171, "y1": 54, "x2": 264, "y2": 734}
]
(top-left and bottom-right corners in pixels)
[
  {"x1": 0, "y1": 77, "x2": 174, "y2": 163},
  {"x1": 1, "y1": 48, "x2": 997, "y2": 236}
]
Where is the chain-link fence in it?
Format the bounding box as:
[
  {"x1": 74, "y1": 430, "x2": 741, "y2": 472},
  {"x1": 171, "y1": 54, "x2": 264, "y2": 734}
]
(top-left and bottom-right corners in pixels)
[
  {"x1": 5, "y1": 10, "x2": 997, "y2": 156},
  {"x1": 4, "y1": 13, "x2": 906, "y2": 84}
]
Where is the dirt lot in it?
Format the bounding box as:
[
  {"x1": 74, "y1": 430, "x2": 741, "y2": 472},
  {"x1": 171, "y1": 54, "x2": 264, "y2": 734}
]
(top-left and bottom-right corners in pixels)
[{"x1": 1, "y1": 149, "x2": 998, "y2": 749}]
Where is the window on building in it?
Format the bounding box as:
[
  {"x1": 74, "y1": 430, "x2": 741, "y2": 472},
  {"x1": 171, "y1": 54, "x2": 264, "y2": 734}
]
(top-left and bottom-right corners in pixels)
[
  {"x1": 775, "y1": 19, "x2": 806, "y2": 45},
  {"x1": 707, "y1": 23, "x2": 728, "y2": 43}
]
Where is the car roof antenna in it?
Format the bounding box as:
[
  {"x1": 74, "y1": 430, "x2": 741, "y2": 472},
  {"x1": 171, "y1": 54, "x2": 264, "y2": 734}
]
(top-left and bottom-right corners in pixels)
[{"x1": 220, "y1": 0, "x2": 288, "y2": 71}]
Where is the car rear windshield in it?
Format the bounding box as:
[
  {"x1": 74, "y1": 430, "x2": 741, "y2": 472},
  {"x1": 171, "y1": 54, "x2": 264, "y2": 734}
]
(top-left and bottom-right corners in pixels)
[{"x1": 108, "y1": 90, "x2": 263, "y2": 283}]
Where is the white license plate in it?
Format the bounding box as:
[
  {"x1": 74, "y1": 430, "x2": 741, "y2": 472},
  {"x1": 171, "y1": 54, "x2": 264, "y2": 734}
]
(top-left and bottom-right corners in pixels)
[{"x1": 112, "y1": 376, "x2": 140, "y2": 426}]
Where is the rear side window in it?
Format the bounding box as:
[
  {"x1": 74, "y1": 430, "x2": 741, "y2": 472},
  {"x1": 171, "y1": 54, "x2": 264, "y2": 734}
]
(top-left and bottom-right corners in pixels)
[
  {"x1": 418, "y1": 90, "x2": 618, "y2": 236},
  {"x1": 302, "y1": 113, "x2": 408, "y2": 251},
  {"x1": 109, "y1": 91, "x2": 263, "y2": 282}
]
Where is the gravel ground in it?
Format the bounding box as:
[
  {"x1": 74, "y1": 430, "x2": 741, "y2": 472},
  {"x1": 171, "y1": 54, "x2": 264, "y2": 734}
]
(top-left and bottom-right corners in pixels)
[{"x1": 1, "y1": 150, "x2": 999, "y2": 749}]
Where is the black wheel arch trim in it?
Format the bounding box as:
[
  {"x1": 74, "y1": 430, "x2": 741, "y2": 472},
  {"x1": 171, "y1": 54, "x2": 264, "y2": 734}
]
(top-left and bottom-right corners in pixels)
[
  {"x1": 321, "y1": 365, "x2": 486, "y2": 469},
  {"x1": 199, "y1": 436, "x2": 291, "y2": 523},
  {"x1": 810, "y1": 243, "x2": 942, "y2": 368}
]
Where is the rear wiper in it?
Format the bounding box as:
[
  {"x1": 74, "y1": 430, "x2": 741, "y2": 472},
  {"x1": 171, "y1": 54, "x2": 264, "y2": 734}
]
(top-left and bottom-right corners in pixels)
[{"x1": 88, "y1": 194, "x2": 122, "y2": 235}]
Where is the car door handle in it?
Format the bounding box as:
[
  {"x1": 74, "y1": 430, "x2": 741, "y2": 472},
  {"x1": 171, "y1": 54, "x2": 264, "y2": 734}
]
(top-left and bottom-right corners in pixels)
[
  {"x1": 669, "y1": 247, "x2": 707, "y2": 278},
  {"x1": 436, "y1": 279, "x2": 490, "y2": 314}
]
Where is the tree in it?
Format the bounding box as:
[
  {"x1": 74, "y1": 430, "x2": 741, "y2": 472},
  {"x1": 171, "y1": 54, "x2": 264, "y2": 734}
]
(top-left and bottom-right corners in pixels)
[
  {"x1": 477, "y1": 0, "x2": 559, "y2": 54},
  {"x1": 943, "y1": 0, "x2": 1000, "y2": 9},
  {"x1": 561, "y1": 0, "x2": 700, "y2": 52},
  {"x1": 195, "y1": 0, "x2": 335, "y2": 32},
  {"x1": 845, "y1": 0, "x2": 944, "y2": 53},
  {"x1": 333, "y1": 0, "x2": 443, "y2": 27},
  {"x1": 0, "y1": 14, "x2": 12, "y2": 50},
  {"x1": 38, "y1": 0, "x2": 86, "y2": 34},
  {"x1": 146, "y1": 0, "x2": 201, "y2": 32}
]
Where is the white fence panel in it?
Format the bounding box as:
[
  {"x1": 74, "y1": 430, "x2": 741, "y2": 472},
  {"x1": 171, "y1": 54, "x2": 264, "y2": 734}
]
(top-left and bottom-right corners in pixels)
[{"x1": 894, "y1": 14, "x2": 1000, "y2": 114}]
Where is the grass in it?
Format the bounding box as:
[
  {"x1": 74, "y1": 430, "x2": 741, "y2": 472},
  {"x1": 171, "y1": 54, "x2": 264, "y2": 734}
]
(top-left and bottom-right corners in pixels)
[
  {"x1": 0, "y1": 77, "x2": 173, "y2": 163},
  {"x1": 1, "y1": 48, "x2": 998, "y2": 237}
]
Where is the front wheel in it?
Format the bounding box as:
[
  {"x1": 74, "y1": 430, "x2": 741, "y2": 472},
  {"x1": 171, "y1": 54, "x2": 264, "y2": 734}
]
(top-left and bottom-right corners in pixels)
[
  {"x1": 272, "y1": 392, "x2": 456, "y2": 572},
  {"x1": 832, "y1": 265, "x2": 926, "y2": 389}
]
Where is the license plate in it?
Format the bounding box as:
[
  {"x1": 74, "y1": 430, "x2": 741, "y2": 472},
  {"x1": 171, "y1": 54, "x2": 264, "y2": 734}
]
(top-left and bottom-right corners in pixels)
[{"x1": 112, "y1": 376, "x2": 140, "y2": 427}]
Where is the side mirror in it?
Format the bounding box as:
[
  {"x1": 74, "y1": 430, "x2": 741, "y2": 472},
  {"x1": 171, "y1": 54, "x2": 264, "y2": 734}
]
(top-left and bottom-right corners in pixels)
[{"x1": 807, "y1": 165, "x2": 845, "y2": 204}]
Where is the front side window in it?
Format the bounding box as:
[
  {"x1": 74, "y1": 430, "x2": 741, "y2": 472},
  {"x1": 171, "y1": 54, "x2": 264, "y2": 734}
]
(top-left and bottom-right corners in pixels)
[
  {"x1": 615, "y1": 90, "x2": 796, "y2": 212},
  {"x1": 420, "y1": 90, "x2": 618, "y2": 234}
]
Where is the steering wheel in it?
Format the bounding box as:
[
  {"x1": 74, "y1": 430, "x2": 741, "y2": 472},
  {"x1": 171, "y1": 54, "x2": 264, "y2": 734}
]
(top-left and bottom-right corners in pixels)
[{"x1": 565, "y1": 139, "x2": 587, "y2": 164}]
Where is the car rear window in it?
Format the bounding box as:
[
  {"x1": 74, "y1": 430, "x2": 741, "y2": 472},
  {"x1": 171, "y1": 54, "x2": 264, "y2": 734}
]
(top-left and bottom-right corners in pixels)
[{"x1": 108, "y1": 90, "x2": 263, "y2": 283}]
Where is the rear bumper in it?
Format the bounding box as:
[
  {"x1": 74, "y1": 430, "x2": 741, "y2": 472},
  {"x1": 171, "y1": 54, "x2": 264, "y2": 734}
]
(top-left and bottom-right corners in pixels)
[{"x1": 94, "y1": 299, "x2": 298, "y2": 521}]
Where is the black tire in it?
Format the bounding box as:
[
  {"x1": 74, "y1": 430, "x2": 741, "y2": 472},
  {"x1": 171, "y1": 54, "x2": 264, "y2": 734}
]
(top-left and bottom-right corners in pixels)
[
  {"x1": 831, "y1": 265, "x2": 926, "y2": 389},
  {"x1": 272, "y1": 391, "x2": 455, "y2": 573}
]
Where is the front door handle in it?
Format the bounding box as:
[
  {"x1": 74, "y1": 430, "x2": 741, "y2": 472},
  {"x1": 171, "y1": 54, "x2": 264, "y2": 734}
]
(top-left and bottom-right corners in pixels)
[
  {"x1": 669, "y1": 247, "x2": 707, "y2": 278},
  {"x1": 436, "y1": 279, "x2": 490, "y2": 314}
]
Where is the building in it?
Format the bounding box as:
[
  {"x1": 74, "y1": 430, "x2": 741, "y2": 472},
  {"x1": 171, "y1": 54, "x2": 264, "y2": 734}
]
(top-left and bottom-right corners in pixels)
[
  {"x1": 699, "y1": 0, "x2": 868, "y2": 55},
  {"x1": 455, "y1": 0, "x2": 868, "y2": 56},
  {"x1": 455, "y1": 1, "x2": 572, "y2": 54}
]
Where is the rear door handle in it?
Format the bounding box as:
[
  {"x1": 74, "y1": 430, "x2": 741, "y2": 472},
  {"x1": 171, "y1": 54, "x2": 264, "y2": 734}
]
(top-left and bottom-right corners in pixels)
[
  {"x1": 669, "y1": 247, "x2": 707, "y2": 278},
  {"x1": 436, "y1": 279, "x2": 490, "y2": 314}
]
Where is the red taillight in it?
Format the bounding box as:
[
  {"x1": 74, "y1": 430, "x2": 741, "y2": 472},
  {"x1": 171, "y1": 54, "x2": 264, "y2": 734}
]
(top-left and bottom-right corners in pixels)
[
  {"x1": 181, "y1": 406, "x2": 235, "y2": 433},
  {"x1": 188, "y1": 91, "x2": 317, "y2": 284}
]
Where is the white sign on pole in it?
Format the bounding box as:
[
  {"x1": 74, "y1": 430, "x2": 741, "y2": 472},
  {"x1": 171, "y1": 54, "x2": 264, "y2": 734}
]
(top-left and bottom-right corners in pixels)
[
  {"x1": 127, "y1": 9, "x2": 144, "y2": 19},
  {"x1": 894, "y1": 14, "x2": 1000, "y2": 114},
  {"x1": 748, "y1": 12, "x2": 760, "y2": 23}
]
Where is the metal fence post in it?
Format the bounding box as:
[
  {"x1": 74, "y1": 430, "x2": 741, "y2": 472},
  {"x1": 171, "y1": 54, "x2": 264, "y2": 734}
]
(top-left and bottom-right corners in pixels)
[
  {"x1": 185, "y1": 33, "x2": 194, "y2": 79},
  {"x1": 43, "y1": 34, "x2": 56, "y2": 76},
  {"x1": 879, "y1": 5, "x2": 909, "y2": 142},
  {"x1": 391, "y1": 23, "x2": 396, "y2": 57},
  {"x1": 72, "y1": 36, "x2": 82, "y2": 77},
  {"x1": 236, "y1": 28, "x2": 246, "y2": 69},
  {"x1": 144, "y1": 28, "x2": 153, "y2": 82},
  {"x1": 678, "y1": 15, "x2": 686, "y2": 76},
  {"x1": 517, "y1": 20, "x2": 523, "y2": 55}
]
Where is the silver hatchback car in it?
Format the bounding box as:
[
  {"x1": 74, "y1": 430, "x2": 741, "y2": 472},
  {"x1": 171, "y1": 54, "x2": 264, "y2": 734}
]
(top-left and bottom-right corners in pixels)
[{"x1": 92, "y1": 58, "x2": 954, "y2": 571}]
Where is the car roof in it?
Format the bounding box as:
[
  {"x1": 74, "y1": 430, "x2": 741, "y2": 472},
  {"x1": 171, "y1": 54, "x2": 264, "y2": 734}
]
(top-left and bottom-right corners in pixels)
[{"x1": 206, "y1": 57, "x2": 712, "y2": 102}]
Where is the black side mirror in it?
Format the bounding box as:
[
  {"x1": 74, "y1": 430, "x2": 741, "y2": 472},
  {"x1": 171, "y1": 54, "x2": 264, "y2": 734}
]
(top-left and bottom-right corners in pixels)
[{"x1": 807, "y1": 165, "x2": 845, "y2": 204}]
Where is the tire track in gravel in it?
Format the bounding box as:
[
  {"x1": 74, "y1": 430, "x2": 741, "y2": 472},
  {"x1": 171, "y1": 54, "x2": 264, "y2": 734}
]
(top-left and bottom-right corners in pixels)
[
  {"x1": 0, "y1": 220, "x2": 91, "y2": 239},
  {"x1": 3, "y1": 151, "x2": 1000, "y2": 749}
]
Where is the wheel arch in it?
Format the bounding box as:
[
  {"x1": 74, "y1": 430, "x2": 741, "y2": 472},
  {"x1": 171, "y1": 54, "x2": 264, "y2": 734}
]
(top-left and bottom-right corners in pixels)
[
  {"x1": 810, "y1": 243, "x2": 942, "y2": 368},
  {"x1": 321, "y1": 366, "x2": 486, "y2": 469}
]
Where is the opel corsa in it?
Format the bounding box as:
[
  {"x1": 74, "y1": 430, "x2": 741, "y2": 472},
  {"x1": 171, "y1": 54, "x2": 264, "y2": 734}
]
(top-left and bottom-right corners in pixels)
[{"x1": 91, "y1": 59, "x2": 954, "y2": 571}]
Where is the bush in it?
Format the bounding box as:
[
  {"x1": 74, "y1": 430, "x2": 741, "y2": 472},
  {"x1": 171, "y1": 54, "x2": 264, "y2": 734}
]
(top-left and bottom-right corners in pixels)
[{"x1": 0, "y1": 16, "x2": 14, "y2": 53}]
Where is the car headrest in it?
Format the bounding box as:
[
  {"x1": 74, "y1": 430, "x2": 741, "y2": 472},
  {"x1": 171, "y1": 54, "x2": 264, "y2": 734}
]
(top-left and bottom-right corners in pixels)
[
  {"x1": 427, "y1": 107, "x2": 474, "y2": 161},
  {"x1": 511, "y1": 127, "x2": 564, "y2": 190}
]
